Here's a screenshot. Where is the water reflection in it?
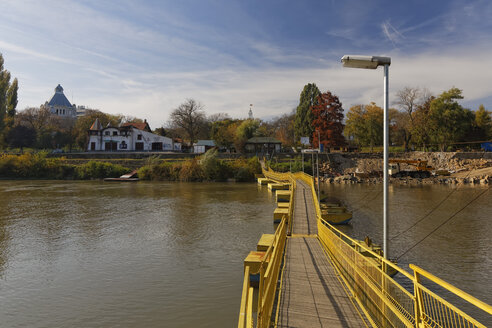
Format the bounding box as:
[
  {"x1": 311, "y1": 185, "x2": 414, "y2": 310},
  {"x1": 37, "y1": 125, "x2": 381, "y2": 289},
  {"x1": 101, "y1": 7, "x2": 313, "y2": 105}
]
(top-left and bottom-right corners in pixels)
[
  {"x1": 321, "y1": 182, "x2": 492, "y2": 308},
  {"x1": 0, "y1": 180, "x2": 489, "y2": 327},
  {"x1": 0, "y1": 181, "x2": 275, "y2": 328}
]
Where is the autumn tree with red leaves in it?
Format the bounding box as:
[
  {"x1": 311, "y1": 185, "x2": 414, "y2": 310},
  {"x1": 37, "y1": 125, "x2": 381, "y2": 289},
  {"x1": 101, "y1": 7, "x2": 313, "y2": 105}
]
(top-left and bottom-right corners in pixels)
[{"x1": 311, "y1": 91, "x2": 346, "y2": 149}]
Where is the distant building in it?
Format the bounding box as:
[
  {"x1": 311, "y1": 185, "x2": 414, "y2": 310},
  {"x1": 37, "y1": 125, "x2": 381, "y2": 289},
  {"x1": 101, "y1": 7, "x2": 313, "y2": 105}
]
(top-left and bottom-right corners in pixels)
[
  {"x1": 193, "y1": 140, "x2": 216, "y2": 153},
  {"x1": 42, "y1": 84, "x2": 77, "y2": 118},
  {"x1": 87, "y1": 118, "x2": 181, "y2": 152},
  {"x1": 42, "y1": 84, "x2": 96, "y2": 118},
  {"x1": 245, "y1": 137, "x2": 281, "y2": 153}
]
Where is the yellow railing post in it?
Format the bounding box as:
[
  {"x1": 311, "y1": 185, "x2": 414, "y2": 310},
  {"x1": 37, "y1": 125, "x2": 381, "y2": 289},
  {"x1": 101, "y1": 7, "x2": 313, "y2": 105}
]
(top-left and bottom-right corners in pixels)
[
  {"x1": 257, "y1": 263, "x2": 265, "y2": 327},
  {"x1": 238, "y1": 266, "x2": 251, "y2": 328},
  {"x1": 413, "y1": 267, "x2": 424, "y2": 328}
]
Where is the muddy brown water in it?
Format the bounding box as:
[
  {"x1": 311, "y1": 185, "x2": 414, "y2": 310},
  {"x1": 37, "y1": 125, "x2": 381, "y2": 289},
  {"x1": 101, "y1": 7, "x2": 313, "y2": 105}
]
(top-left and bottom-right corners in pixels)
[{"x1": 0, "y1": 181, "x2": 490, "y2": 327}]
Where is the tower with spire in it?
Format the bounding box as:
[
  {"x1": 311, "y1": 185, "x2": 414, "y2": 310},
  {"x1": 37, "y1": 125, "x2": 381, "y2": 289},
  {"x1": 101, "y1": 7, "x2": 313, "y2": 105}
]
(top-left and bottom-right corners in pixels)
[{"x1": 42, "y1": 84, "x2": 77, "y2": 118}]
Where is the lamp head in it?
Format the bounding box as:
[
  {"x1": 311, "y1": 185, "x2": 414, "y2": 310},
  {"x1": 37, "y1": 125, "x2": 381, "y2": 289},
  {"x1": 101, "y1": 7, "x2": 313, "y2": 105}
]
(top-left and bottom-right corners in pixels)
[{"x1": 341, "y1": 55, "x2": 391, "y2": 69}]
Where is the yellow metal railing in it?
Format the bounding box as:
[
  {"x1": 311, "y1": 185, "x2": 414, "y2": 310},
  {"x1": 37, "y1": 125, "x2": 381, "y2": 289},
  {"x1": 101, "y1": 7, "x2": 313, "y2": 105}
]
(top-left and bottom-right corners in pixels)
[
  {"x1": 238, "y1": 215, "x2": 288, "y2": 328},
  {"x1": 300, "y1": 171, "x2": 491, "y2": 328},
  {"x1": 261, "y1": 166, "x2": 296, "y2": 235},
  {"x1": 411, "y1": 264, "x2": 492, "y2": 328},
  {"x1": 257, "y1": 216, "x2": 288, "y2": 328},
  {"x1": 318, "y1": 217, "x2": 416, "y2": 327},
  {"x1": 240, "y1": 166, "x2": 491, "y2": 328},
  {"x1": 238, "y1": 265, "x2": 254, "y2": 328},
  {"x1": 239, "y1": 165, "x2": 292, "y2": 328}
]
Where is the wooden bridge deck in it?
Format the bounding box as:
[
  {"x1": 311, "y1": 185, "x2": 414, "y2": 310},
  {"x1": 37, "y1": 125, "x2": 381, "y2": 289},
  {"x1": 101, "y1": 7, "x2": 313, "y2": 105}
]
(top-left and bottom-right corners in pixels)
[{"x1": 277, "y1": 179, "x2": 368, "y2": 328}]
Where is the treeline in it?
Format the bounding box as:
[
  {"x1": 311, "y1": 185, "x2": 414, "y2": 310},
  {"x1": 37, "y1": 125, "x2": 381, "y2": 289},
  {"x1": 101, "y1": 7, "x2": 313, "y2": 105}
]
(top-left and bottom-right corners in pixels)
[
  {"x1": 163, "y1": 99, "x2": 295, "y2": 152},
  {"x1": 345, "y1": 87, "x2": 491, "y2": 151},
  {"x1": 162, "y1": 85, "x2": 345, "y2": 152}
]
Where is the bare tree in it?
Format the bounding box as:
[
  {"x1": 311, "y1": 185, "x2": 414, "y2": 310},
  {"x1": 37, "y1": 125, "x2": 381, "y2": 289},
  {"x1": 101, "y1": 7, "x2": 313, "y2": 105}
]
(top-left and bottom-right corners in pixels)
[
  {"x1": 169, "y1": 99, "x2": 206, "y2": 143},
  {"x1": 394, "y1": 87, "x2": 432, "y2": 150}
]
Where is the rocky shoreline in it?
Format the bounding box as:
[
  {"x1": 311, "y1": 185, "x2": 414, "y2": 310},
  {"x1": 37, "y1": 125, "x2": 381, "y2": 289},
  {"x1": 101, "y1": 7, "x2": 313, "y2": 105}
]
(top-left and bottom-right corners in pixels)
[
  {"x1": 318, "y1": 151, "x2": 491, "y2": 186},
  {"x1": 321, "y1": 174, "x2": 490, "y2": 185}
]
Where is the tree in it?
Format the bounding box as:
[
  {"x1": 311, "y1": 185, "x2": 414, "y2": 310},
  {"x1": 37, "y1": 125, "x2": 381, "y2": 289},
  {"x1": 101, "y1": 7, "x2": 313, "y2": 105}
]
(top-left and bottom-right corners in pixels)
[
  {"x1": 272, "y1": 112, "x2": 295, "y2": 147},
  {"x1": 411, "y1": 95, "x2": 434, "y2": 150},
  {"x1": 169, "y1": 99, "x2": 206, "y2": 143},
  {"x1": 427, "y1": 88, "x2": 474, "y2": 151},
  {"x1": 210, "y1": 118, "x2": 240, "y2": 150},
  {"x1": 6, "y1": 77, "x2": 18, "y2": 118},
  {"x1": 311, "y1": 91, "x2": 345, "y2": 149},
  {"x1": 344, "y1": 105, "x2": 366, "y2": 147},
  {"x1": 6, "y1": 125, "x2": 36, "y2": 151},
  {"x1": 474, "y1": 104, "x2": 491, "y2": 140},
  {"x1": 390, "y1": 109, "x2": 410, "y2": 148},
  {"x1": 153, "y1": 127, "x2": 167, "y2": 136},
  {"x1": 394, "y1": 87, "x2": 421, "y2": 150},
  {"x1": 344, "y1": 103, "x2": 384, "y2": 151},
  {"x1": 294, "y1": 83, "x2": 320, "y2": 144},
  {"x1": 234, "y1": 119, "x2": 260, "y2": 152},
  {"x1": 0, "y1": 54, "x2": 16, "y2": 143}
]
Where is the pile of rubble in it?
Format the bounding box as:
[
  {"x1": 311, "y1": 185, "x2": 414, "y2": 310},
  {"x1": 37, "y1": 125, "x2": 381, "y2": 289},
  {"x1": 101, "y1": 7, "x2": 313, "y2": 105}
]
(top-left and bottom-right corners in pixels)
[{"x1": 319, "y1": 152, "x2": 492, "y2": 185}]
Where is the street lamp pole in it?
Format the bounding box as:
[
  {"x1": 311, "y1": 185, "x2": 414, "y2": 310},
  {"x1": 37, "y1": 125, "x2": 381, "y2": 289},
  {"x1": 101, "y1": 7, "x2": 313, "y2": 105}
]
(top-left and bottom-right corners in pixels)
[
  {"x1": 383, "y1": 64, "x2": 389, "y2": 260},
  {"x1": 341, "y1": 55, "x2": 391, "y2": 259}
]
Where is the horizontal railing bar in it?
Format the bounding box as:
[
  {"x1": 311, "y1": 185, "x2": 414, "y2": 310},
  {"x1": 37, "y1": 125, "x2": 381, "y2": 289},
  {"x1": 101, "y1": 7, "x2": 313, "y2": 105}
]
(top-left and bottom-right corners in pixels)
[{"x1": 411, "y1": 264, "x2": 492, "y2": 316}]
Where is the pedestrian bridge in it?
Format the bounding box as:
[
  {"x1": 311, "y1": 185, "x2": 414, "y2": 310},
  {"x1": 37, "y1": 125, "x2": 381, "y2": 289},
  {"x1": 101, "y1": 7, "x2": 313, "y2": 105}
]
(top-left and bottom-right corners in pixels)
[{"x1": 238, "y1": 168, "x2": 491, "y2": 328}]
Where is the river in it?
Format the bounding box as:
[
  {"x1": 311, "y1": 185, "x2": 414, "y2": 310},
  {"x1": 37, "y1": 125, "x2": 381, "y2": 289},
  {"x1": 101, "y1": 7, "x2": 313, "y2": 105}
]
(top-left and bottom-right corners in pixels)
[{"x1": 0, "y1": 181, "x2": 490, "y2": 327}]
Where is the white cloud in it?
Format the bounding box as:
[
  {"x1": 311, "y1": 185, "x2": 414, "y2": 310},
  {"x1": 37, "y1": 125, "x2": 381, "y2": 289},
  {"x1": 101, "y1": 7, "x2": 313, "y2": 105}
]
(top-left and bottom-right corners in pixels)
[
  {"x1": 4, "y1": 1, "x2": 492, "y2": 129},
  {"x1": 55, "y1": 41, "x2": 491, "y2": 129},
  {"x1": 381, "y1": 21, "x2": 405, "y2": 46}
]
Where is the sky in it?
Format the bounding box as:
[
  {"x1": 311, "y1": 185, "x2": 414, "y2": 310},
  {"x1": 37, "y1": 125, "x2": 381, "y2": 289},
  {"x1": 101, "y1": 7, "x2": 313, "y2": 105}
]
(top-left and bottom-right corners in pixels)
[{"x1": 1, "y1": 0, "x2": 492, "y2": 128}]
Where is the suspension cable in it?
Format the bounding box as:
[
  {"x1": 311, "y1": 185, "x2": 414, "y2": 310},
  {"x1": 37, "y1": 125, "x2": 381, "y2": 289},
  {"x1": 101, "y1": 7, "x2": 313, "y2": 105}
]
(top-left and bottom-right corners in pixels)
[
  {"x1": 396, "y1": 187, "x2": 489, "y2": 260},
  {"x1": 391, "y1": 150, "x2": 487, "y2": 240}
]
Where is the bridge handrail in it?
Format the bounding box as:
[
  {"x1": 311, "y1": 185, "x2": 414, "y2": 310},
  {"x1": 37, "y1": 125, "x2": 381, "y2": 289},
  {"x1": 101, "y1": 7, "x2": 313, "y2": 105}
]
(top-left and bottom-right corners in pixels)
[
  {"x1": 298, "y1": 170, "x2": 491, "y2": 327},
  {"x1": 257, "y1": 216, "x2": 288, "y2": 328},
  {"x1": 238, "y1": 216, "x2": 287, "y2": 328},
  {"x1": 410, "y1": 264, "x2": 492, "y2": 328},
  {"x1": 245, "y1": 164, "x2": 491, "y2": 327},
  {"x1": 237, "y1": 265, "x2": 253, "y2": 328}
]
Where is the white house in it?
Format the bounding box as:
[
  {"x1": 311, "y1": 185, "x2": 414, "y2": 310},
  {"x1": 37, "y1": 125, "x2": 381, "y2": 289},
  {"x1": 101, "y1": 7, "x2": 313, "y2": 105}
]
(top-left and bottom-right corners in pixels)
[{"x1": 87, "y1": 118, "x2": 181, "y2": 152}]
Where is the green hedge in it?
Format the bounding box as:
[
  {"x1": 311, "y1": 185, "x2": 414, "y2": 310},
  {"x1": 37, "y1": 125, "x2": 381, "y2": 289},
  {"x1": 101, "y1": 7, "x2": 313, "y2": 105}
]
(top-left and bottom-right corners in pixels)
[{"x1": 0, "y1": 153, "x2": 128, "y2": 180}]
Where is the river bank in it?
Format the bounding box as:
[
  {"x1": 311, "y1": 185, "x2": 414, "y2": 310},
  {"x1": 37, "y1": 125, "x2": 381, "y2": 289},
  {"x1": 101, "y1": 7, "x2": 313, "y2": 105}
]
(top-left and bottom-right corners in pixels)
[
  {"x1": 319, "y1": 151, "x2": 492, "y2": 185},
  {"x1": 322, "y1": 173, "x2": 491, "y2": 185},
  {"x1": 0, "y1": 151, "x2": 261, "y2": 182}
]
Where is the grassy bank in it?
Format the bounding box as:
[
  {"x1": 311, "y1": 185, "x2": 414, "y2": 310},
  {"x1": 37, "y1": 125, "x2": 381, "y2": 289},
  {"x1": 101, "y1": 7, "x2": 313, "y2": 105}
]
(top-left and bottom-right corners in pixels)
[
  {"x1": 137, "y1": 150, "x2": 261, "y2": 182},
  {"x1": 0, "y1": 150, "x2": 262, "y2": 182},
  {"x1": 0, "y1": 153, "x2": 129, "y2": 180}
]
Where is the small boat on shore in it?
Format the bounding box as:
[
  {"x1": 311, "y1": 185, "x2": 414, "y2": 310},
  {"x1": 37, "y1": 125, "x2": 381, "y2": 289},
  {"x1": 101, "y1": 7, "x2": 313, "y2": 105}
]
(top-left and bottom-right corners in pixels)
[{"x1": 104, "y1": 170, "x2": 139, "y2": 182}]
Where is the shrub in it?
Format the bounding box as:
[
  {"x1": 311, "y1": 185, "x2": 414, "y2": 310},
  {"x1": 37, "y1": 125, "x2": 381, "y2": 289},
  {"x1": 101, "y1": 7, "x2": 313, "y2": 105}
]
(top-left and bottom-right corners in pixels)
[
  {"x1": 200, "y1": 149, "x2": 231, "y2": 181},
  {"x1": 0, "y1": 153, "x2": 77, "y2": 179},
  {"x1": 234, "y1": 166, "x2": 253, "y2": 182},
  {"x1": 179, "y1": 158, "x2": 204, "y2": 181},
  {"x1": 75, "y1": 161, "x2": 129, "y2": 179}
]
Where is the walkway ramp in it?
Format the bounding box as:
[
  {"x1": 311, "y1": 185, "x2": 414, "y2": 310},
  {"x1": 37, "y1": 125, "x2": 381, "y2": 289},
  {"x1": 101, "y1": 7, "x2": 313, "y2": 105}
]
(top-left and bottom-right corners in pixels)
[
  {"x1": 291, "y1": 180, "x2": 317, "y2": 235},
  {"x1": 277, "y1": 179, "x2": 367, "y2": 328}
]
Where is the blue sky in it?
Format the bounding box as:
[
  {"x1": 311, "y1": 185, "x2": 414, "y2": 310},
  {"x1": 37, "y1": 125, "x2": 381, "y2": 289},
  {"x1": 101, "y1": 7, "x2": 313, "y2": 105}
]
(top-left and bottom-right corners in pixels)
[{"x1": 1, "y1": 0, "x2": 492, "y2": 128}]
